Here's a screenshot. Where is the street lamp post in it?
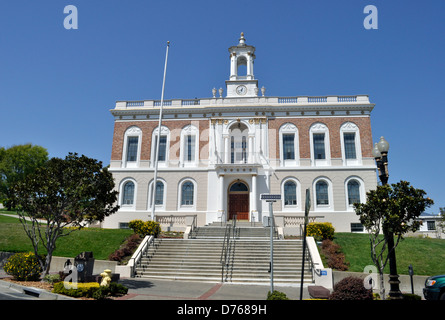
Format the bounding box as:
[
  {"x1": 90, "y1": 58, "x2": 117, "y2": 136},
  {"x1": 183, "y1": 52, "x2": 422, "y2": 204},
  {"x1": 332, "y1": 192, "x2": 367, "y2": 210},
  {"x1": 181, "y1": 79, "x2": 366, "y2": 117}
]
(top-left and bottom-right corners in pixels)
[{"x1": 372, "y1": 136, "x2": 403, "y2": 299}]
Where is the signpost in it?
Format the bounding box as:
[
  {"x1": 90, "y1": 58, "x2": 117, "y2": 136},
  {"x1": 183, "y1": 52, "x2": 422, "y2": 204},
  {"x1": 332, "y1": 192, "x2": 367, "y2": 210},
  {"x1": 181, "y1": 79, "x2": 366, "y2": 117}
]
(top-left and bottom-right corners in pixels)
[
  {"x1": 300, "y1": 188, "x2": 311, "y2": 300},
  {"x1": 260, "y1": 194, "x2": 281, "y2": 293}
]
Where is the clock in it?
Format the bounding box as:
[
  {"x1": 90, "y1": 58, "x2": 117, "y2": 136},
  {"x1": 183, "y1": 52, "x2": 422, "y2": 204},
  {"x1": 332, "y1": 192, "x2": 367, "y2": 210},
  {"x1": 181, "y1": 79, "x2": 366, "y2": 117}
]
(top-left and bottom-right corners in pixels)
[{"x1": 236, "y1": 85, "x2": 247, "y2": 95}]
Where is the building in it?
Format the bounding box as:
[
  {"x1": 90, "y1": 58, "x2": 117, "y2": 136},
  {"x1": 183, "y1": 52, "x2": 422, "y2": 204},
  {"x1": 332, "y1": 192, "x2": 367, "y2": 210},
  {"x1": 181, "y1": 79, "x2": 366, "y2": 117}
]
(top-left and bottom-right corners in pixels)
[
  {"x1": 104, "y1": 33, "x2": 377, "y2": 234},
  {"x1": 412, "y1": 213, "x2": 444, "y2": 238}
]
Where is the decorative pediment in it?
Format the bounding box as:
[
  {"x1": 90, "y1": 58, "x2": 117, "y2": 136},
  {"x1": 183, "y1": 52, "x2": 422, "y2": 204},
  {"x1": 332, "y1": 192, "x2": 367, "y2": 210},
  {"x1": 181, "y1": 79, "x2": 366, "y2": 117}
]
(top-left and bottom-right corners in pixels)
[
  {"x1": 126, "y1": 126, "x2": 142, "y2": 134},
  {"x1": 280, "y1": 123, "x2": 297, "y2": 132},
  {"x1": 310, "y1": 123, "x2": 328, "y2": 132},
  {"x1": 341, "y1": 122, "x2": 358, "y2": 131}
]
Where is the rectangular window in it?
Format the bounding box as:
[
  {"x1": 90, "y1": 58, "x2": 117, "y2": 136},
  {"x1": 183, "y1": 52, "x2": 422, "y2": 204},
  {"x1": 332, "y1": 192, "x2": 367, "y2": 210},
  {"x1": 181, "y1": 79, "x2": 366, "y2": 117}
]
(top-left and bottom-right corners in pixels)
[
  {"x1": 119, "y1": 222, "x2": 130, "y2": 229},
  {"x1": 283, "y1": 134, "x2": 295, "y2": 160},
  {"x1": 344, "y1": 133, "x2": 357, "y2": 159},
  {"x1": 351, "y1": 223, "x2": 364, "y2": 232},
  {"x1": 313, "y1": 133, "x2": 326, "y2": 160},
  {"x1": 186, "y1": 135, "x2": 195, "y2": 162},
  {"x1": 427, "y1": 221, "x2": 436, "y2": 231},
  {"x1": 126, "y1": 137, "x2": 139, "y2": 162},
  {"x1": 155, "y1": 135, "x2": 167, "y2": 161}
]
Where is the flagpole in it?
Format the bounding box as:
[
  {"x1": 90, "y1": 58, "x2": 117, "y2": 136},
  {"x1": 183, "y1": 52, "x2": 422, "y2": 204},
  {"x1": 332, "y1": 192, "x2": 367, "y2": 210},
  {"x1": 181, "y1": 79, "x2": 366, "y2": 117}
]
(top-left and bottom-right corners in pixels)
[{"x1": 151, "y1": 41, "x2": 170, "y2": 221}]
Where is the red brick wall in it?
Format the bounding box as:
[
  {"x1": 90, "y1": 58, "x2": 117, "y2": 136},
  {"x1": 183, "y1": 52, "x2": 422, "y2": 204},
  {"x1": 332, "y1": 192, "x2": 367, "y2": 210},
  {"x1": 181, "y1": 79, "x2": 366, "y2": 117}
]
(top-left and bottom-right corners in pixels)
[
  {"x1": 268, "y1": 116, "x2": 373, "y2": 159},
  {"x1": 111, "y1": 119, "x2": 209, "y2": 161}
]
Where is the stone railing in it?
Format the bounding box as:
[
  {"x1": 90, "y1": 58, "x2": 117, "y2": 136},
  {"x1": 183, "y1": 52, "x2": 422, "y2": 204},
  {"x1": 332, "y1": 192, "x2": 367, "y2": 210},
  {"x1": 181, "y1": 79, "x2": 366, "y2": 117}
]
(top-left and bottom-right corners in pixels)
[
  {"x1": 283, "y1": 215, "x2": 321, "y2": 227},
  {"x1": 155, "y1": 214, "x2": 197, "y2": 234},
  {"x1": 273, "y1": 215, "x2": 324, "y2": 238},
  {"x1": 115, "y1": 95, "x2": 370, "y2": 109}
]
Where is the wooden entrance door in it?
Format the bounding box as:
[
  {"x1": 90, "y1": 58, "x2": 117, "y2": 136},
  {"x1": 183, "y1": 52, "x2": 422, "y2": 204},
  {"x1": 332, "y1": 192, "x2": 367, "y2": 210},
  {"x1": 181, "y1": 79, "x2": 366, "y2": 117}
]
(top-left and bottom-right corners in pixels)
[{"x1": 229, "y1": 193, "x2": 249, "y2": 220}]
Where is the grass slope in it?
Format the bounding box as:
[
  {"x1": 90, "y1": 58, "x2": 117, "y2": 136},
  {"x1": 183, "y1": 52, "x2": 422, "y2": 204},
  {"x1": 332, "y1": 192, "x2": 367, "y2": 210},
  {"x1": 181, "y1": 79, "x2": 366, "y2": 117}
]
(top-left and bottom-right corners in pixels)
[
  {"x1": 333, "y1": 232, "x2": 445, "y2": 276},
  {"x1": 0, "y1": 213, "x2": 132, "y2": 260}
]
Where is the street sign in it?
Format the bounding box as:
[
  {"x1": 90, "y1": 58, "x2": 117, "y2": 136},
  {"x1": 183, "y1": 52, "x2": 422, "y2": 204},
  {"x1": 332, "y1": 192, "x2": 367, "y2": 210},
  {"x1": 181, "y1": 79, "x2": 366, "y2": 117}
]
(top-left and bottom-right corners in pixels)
[{"x1": 260, "y1": 194, "x2": 281, "y2": 202}]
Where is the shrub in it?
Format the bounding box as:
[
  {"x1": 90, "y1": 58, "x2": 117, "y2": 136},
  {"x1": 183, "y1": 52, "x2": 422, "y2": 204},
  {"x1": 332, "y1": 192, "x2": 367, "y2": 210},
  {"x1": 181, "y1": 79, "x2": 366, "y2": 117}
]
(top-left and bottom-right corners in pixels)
[
  {"x1": 53, "y1": 282, "x2": 100, "y2": 298},
  {"x1": 52, "y1": 282, "x2": 128, "y2": 300},
  {"x1": 321, "y1": 239, "x2": 349, "y2": 271},
  {"x1": 108, "y1": 233, "x2": 141, "y2": 263},
  {"x1": 402, "y1": 293, "x2": 421, "y2": 301},
  {"x1": 306, "y1": 222, "x2": 334, "y2": 241},
  {"x1": 129, "y1": 219, "x2": 161, "y2": 237},
  {"x1": 43, "y1": 273, "x2": 61, "y2": 284},
  {"x1": 3, "y1": 252, "x2": 43, "y2": 281},
  {"x1": 93, "y1": 282, "x2": 128, "y2": 300},
  {"x1": 329, "y1": 276, "x2": 373, "y2": 300},
  {"x1": 267, "y1": 290, "x2": 290, "y2": 300}
]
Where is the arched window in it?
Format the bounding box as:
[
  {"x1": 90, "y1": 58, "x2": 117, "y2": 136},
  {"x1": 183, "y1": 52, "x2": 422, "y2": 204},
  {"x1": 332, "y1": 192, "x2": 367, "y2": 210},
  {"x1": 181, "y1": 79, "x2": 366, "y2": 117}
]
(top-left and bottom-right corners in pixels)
[
  {"x1": 340, "y1": 122, "x2": 362, "y2": 166},
  {"x1": 229, "y1": 122, "x2": 249, "y2": 164},
  {"x1": 315, "y1": 180, "x2": 329, "y2": 205},
  {"x1": 180, "y1": 125, "x2": 199, "y2": 167},
  {"x1": 181, "y1": 181, "x2": 194, "y2": 206},
  {"x1": 279, "y1": 123, "x2": 299, "y2": 167},
  {"x1": 284, "y1": 181, "x2": 297, "y2": 206},
  {"x1": 122, "y1": 126, "x2": 142, "y2": 168},
  {"x1": 148, "y1": 180, "x2": 165, "y2": 208},
  {"x1": 310, "y1": 123, "x2": 331, "y2": 166},
  {"x1": 345, "y1": 177, "x2": 365, "y2": 210},
  {"x1": 347, "y1": 180, "x2": 361, "y2": 206},
  {"x1": 122, "y1": 181, "x2": 135, "y2": 205},
  {"x1": 151, "y1": 126, "x2": 170, "y2": 167},
  {"x1": 230, "y1": 181, "x2": 248, "y2": 192}
]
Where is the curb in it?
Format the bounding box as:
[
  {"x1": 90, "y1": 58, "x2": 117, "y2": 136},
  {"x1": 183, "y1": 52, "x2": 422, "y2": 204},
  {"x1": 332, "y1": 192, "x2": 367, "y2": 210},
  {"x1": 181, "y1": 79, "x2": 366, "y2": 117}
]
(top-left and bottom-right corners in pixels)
[{"x1": 0, "y1": 279, "x2": 77, "y2": 300}]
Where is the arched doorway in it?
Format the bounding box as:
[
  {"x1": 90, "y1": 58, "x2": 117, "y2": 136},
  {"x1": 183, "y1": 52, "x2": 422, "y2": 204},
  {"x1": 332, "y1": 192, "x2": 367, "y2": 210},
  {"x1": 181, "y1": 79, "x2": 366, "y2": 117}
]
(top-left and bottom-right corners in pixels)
[{"x1": 228, "y1": 180, "x2": 249, "y2": 221}]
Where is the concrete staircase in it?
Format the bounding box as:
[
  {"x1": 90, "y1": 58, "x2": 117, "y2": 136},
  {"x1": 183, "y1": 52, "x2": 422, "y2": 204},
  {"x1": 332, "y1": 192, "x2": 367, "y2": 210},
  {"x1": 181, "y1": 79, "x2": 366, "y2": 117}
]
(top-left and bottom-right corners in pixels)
[
  {"x1": 134, "y1": 224, "x2": 314, "y2": 284},
  {"x1": 190, "y1": 222, "x2": 277, "y2": 239}
]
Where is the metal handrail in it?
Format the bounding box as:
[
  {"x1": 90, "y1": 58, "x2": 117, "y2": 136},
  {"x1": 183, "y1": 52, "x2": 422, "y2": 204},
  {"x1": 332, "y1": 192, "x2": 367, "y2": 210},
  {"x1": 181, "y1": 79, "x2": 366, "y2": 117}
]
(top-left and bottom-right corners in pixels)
[
  {"x1": 189, "y1": 215, "x2": 197, "y2": 238},
  {"x1": 304, "y1": 239, "x2": 316, "y2": 283},
  {"x1": 129, "y1": 235, "x2": 155, "y2": 277},
  {"x1": 220, "y1": 224, "x2": 231, "y2": 282}
]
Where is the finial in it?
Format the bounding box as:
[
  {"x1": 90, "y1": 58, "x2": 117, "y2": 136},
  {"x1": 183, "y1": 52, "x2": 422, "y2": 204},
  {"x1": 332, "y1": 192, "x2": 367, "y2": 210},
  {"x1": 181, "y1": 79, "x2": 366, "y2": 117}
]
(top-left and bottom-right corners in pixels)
[{"x1": 238, "y1": 32, "x2": 246, "y2": 46}]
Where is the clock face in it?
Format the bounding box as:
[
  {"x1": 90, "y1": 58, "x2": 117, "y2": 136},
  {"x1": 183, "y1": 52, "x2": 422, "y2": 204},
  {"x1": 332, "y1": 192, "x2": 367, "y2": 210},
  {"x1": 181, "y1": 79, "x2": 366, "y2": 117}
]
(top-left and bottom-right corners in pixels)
[{"x1": 236, "y1": 85, "x2": 247, "y2": 95}]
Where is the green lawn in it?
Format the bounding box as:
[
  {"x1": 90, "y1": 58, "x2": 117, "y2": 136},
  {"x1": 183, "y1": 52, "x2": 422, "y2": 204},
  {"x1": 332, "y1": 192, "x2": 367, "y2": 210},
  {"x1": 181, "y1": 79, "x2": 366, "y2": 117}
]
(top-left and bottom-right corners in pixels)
[
  {"x1": 333, "y1": 232, "x2": 445, "y2": 276},
  {"x1": 0, "y1": 212, "x2": 132, "y2": 260},
  {"x1": 1, "y1": 212, "x2": 444, "y2": 275}
]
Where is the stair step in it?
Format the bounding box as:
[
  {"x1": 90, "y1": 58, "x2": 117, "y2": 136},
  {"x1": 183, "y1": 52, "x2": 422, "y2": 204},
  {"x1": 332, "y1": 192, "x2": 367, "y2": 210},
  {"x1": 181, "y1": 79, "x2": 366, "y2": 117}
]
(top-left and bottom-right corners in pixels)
[{"x1": 133, "y1": 225, "x2": 315, "y2": 283}]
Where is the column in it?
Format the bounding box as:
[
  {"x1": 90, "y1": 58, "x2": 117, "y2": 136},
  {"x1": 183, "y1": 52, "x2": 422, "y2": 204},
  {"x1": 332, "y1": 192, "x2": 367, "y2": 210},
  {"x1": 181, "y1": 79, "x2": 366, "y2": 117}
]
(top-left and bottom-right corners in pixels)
[
  {"x1": 251, "y1": 174, "x2": 258, "y2": 222},
  {"x1": 246, "y1": 54, "x2": 252, "y2": 79},
  {"x1": 224, "y1": 135, "x2": 230, "y2": 164},
  {"x1": 248, "y1": 135, "x2": 254, "y2": 163},
  {"x1": 230, "y1": 53, "x2": 237, "y2": 79},
  {"x1": 218, "y1": 174, "x2": 225, "y2": 222}
]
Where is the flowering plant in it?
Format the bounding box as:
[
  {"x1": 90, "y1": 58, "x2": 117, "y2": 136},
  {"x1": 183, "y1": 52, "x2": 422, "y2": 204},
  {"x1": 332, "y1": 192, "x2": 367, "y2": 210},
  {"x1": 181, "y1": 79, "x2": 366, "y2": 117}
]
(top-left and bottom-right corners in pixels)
[{"x1": 4, "y1": 252, "x2": 43, "y2": 281}]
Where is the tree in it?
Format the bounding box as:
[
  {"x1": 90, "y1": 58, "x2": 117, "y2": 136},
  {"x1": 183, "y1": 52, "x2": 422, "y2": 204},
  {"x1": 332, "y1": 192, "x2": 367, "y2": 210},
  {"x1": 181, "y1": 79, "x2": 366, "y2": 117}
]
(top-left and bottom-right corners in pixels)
[
  {"x1": 8, "y1": 153, "x2": 120, "y2": 276},
  {"x1": 0, "y1": 144, "x2": 48, "y2": 209},
  {"x1": 354, "y1": 180, "x2": 434, "y2": 299},
  {"x1": 438, "y1": 207, "x2": 445, "y2": 239}
]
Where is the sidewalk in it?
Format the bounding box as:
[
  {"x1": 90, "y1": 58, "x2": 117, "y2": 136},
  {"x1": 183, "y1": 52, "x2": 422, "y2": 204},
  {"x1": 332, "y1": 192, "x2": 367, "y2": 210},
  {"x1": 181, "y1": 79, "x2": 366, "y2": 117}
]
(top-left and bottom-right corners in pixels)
[{"x1": 116, "y1": 278, "x2": 311, "y2": 300}]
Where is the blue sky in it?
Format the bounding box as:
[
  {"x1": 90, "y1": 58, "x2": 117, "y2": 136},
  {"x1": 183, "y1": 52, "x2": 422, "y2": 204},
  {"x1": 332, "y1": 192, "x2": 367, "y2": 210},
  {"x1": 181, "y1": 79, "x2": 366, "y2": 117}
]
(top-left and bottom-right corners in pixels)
[{"x1": 1, "y1": 1, "x2": 444, "y2": 214}]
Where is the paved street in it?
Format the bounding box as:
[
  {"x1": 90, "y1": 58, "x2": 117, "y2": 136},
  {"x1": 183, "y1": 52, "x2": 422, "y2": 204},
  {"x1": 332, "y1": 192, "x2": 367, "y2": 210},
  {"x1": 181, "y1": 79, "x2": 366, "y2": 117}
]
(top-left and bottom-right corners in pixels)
[{"x1": 0, "y1": 288, "x2": 39, "y2": 300}]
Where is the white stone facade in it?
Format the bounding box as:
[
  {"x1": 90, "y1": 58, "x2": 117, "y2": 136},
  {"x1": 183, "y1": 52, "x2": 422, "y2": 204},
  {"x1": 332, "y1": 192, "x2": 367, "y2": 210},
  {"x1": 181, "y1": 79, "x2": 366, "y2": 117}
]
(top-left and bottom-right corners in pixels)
[{"x1": 103, "y1": 34, "x2": 378, "y2": 234}]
